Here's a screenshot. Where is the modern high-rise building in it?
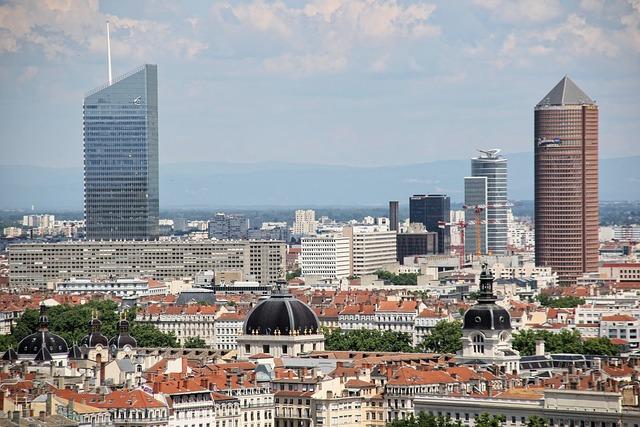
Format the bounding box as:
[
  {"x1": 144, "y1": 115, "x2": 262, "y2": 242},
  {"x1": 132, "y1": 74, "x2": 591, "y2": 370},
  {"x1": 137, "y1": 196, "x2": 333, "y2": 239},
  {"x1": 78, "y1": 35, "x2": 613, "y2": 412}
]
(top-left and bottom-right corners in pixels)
[
  {"x1": 84, "y1": 64, "x2": 159, "y2": 240},
  {"x1": 409, "y1": 194, "x2": 450, "y2": 254},
  {"x1": 343, "y1": 225, "x2": 397, "y2": 276},
  {"x1": 292, "y1": 209, "x2": 318, "y2": 236},
  {"x1": 300, "y1": 234, "x2": 351, "y2": 279},
  {"x1": 389, "y1": 201, "x2": 399, "y2": 232},
  {"x1": 396, "y1": 224, "x2": 438, "y2": 264},
  {"x1": 208, "y1": 213, "x2": 249, "y2": 240},
  {"x1": 464, "y1": 149, "x2": 508, "y2": 255},
  {"x1": 534, "y1": 76, "x2": 598, "y2": 285},
  {"x1": 464, "y1": 176, "x2": 487, "y2": 255}
]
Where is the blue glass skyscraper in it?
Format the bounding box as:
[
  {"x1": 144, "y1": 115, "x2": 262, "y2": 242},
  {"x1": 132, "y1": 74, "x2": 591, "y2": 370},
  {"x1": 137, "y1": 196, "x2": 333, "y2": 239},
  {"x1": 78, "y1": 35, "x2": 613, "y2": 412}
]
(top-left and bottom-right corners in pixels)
[{"x1": 83, "y1": 64, "x2": 159, "y2": 240}]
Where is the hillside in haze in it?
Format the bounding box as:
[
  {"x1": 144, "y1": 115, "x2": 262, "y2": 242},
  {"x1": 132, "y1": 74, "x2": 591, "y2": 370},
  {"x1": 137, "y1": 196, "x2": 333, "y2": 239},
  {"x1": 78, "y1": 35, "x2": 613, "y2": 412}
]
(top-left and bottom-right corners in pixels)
[{"x1": 2, "y1": 153, "x2": 638, "y2": 210}]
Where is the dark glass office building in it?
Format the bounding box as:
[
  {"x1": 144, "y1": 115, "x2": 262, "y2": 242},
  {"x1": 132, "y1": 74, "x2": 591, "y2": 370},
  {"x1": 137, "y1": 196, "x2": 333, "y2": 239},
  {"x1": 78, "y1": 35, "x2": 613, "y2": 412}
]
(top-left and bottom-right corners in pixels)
[
  {"x1": 409, "y1": 194, "x2": 450, "y2": 254},
  {"x1": 397, "y1": 231, "x2": 438, "y2": 264},
  {"x1": 83, "y1": 64, "x2": 159, "y2": 240}
]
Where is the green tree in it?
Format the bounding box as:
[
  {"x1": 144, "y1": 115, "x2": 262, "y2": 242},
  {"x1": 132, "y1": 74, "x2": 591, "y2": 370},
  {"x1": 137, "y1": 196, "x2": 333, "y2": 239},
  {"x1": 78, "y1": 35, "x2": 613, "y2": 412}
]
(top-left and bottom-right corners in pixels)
[
  {"x1": 582, "y1": 337, "x2": 621, "y2": 356},
  {"x1": 376, "y1": 270, "x2": 418, "y2": 286},
  {"x1": 419, "y1": 320, "x2": 462, "y2": 354},
  {"x1": 386, "y1": 412, "x2": 462, "y2": 427},
  {"x1": 0, "y1": 334, "x2": 17, "y2": 352},
  {"x1": 183, "y1": 337, "x2": 207, "y2": 348},
  {"x1": 130, "y1": 323, "x2": 178, "y2": 348},
  {"x1": 511, "y1": 329, "x2": 542, "y2": 356},
  {"x1": 475, "y1": 413, "x2": 506, "y2": 427},
  {"x1": 324, "y1": 328, "x2": 414, "y2": 352},
  {"x1": 512, "y1": 329, "x2": 620, "y2": 357},
  {"x1": 10, "y1": 300, "x2": 178, "y2": 349},
  {"x1": 286, "y1": 268, "x2": 302, "y2": 281},
  {"x1": 536, "y1": 294, "x2": 585, "y2": 308},
  {"x1": 545, "y1": 329, "x2": 583, "y2": 354},
  {"x1": 526, "y1": 415, "x2": 548, "y2": 427}
]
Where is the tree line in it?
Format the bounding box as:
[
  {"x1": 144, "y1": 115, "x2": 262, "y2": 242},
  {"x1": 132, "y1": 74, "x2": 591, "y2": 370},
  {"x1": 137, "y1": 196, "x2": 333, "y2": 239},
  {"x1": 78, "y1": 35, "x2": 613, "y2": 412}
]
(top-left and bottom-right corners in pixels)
[
  {"x1": 324, "y1": 320, "x2": 620, "y2": 357},
  {"x1": 0, "y1": 300, "x2": 184, "y2": 351},
  {"x1": 388, "y1": 413, "x2": 549, "y2": 427}
]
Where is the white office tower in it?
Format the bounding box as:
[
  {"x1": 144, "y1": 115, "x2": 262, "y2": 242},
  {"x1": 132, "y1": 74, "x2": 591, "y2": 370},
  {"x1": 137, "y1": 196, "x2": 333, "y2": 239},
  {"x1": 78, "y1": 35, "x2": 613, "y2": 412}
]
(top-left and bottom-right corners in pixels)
[
  {"x1": 465, "y1": 149, "x2": 508, "y2": 255},
  {"x1": 301, "y1": 234, "x2": 351, "y2": 279},
  {"x1": 293, "y1": 209, "x2": 318, "y2": 236},
  {"x1": 343, "y1": 225, "x2": 397, "y2": 276}
]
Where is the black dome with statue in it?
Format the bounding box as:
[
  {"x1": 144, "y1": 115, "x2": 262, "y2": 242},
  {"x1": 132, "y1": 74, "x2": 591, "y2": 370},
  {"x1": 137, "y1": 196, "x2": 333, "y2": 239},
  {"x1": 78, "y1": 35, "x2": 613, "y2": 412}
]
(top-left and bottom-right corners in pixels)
[
  {"x1": 462, "y1": 264, "x2": 511, "y2": 331},
  {"x1": 244, "y1": 292, "x2": 320, "y2": 336},
  {"x1": 109, "y1": 315, "x2": 137, "y2": 349},
  {"x1": 80, "y1": 310, "x2": 109, "y2": 348},
  {"x1": 17, "y1": 304, "x2": 69, "y2": 360}
]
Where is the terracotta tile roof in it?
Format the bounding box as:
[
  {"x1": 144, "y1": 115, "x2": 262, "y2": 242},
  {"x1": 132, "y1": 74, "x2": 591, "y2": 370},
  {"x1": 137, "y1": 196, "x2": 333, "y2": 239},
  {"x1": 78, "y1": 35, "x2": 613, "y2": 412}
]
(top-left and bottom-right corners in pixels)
[
  {"x1": 211, "y1": 392, "x2": 237, "y2": 401},
  {"x1": 601, "y1": 314, "x2": 637, "y2": 322},
  {"x1": 445, "y1": 367, "x2": 481, "y2": 381},
  {"x1": 97, "y1": 390, "x2": 166, "y2": 409},
  {"x1": 217, "y1": 312, "x2": 244, "y2": 321},
  {"x1": 417, "y1": 309, "x2": 444, "y2": 318},
  {"x1": 495, "y1": 387, "x2": 544, "y2": 400},
  {"x1": 387, "y1": 367, "x2": 457, "y2": 386}
]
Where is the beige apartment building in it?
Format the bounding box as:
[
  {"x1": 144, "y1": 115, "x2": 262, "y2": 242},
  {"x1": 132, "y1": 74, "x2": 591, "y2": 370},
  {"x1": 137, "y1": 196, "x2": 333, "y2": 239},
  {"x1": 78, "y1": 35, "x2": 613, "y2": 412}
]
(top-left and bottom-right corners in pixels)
[{"x1": 8, "y1": 240, "x2": 285, "y2": 288}]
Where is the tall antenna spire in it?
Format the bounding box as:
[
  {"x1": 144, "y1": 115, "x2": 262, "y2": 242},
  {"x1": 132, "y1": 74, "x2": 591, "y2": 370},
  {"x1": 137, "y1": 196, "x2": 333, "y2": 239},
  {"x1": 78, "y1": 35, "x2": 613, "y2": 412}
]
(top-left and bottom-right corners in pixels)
[{"x1": 106, "y1": 20, "x2": 113, "y2": 85}]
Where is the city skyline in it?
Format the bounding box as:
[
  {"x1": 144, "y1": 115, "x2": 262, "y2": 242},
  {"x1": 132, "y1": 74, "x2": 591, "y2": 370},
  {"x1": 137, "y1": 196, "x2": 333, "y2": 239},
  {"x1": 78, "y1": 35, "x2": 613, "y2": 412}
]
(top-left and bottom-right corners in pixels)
[{"x1": 0, "y1": 0, "x2": 639, "y2": 169}]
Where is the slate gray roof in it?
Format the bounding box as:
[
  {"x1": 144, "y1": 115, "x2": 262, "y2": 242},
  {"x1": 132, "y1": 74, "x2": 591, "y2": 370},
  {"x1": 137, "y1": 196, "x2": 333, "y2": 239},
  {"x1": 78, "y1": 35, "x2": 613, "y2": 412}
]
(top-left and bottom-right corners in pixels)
[
  {"x1": 116, "y1": 357, "x2": 135, "y2": 373},
  {"x1": 536, "y1": 76, "x2": 594, "y2": 106}
]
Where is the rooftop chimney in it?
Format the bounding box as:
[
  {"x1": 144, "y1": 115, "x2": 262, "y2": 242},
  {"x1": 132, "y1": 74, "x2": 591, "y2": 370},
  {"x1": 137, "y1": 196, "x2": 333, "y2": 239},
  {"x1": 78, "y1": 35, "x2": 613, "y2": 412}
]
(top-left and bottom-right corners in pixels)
[{"x1": 535, "y1": 340, "x2": 545, "y2": 356}]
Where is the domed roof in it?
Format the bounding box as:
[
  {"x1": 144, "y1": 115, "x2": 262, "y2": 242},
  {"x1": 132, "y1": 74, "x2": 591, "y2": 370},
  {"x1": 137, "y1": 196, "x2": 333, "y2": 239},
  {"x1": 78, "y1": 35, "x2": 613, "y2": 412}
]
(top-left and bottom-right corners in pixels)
[
  {"x1": 244, "y1": 294, "x2": 320, "y2": 336},
  {"x1": 80, "y1": 314, "x2": 109, "y2": 348},
  {"x1": 462, "y1": 265, "x2": 511, "y2": 331},
  {"x1": 109, "y1": 317, "x2": 137, "y2": 349},
  {"x1": 17, "y1": 304, "x2": 68, "y2": 358}
]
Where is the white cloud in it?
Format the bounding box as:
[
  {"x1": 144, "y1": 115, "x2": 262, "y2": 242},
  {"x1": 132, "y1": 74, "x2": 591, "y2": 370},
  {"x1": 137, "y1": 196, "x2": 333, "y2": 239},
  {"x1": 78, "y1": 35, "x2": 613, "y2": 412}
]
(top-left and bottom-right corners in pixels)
[
  {"x1": 18, "y1": 65, "x2": 38, "y2": 82},
  {"x1": 0, "y1": 0, "x2": 206, "y2": 60},
  {"x1": 536, "y1": 14, "x2": 620, "y2": 57},
  {"x1": 472, "y1": 0, "x2": 563, "y2": 22},
  {"x1": 212, "y1": 0, "x2": 440, "y2": 74},
  {"x1": 467, "y1": 1, "x2": 640, "y2": 69},
  {"x1": 263, "y1": 52, "x2": 348, "y2": 74}
]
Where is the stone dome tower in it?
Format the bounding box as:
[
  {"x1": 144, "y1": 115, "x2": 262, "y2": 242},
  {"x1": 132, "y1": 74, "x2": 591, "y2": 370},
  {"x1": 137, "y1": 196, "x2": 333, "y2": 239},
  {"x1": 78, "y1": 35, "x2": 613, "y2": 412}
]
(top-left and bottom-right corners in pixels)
[
  {"x1": 458, "y1": 264, "x2": 520, "y2": 374},
  {"x1": 17, "y1": 304, "x2": 68, "y2": 364},
  {"x1": 238, "y1": 285, "x2": 324, "y2": 360}
]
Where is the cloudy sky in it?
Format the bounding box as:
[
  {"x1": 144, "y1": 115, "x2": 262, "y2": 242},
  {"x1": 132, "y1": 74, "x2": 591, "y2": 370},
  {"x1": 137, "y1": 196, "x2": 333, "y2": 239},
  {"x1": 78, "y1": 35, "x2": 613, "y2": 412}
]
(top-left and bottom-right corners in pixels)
[{"x1": 0, "y1": 0, "x2": 638, "y2": 168}]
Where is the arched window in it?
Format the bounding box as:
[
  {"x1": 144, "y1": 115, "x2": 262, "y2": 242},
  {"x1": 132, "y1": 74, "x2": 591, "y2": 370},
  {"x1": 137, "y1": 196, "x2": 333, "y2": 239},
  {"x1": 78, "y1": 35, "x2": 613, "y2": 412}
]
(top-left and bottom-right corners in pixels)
[{"x1": 472, "y1": 333, "x2": 485, "y2": 354}]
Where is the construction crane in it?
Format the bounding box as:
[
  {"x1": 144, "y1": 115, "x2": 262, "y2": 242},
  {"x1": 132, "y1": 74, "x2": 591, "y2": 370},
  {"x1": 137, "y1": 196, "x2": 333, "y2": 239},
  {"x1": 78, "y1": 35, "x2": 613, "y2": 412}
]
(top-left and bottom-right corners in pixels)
[
  {"x1": 462, "y1": 202, "x2": 513, "y2": 257},
  {"x1": 439, "y1": 203, "x2": 513, "y2": 267}
]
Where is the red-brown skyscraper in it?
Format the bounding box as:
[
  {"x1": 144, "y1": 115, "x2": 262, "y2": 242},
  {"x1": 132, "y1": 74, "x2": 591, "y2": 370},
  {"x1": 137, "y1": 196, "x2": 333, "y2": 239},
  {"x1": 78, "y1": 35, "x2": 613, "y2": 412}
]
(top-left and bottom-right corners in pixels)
[{"x1": 534, "y1": 76, "x2": 599, "y2": 285}]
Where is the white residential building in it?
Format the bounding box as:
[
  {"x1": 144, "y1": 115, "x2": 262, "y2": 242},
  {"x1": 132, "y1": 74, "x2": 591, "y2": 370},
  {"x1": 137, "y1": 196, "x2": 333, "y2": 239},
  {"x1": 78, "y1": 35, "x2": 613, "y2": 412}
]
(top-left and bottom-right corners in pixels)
[
  {"x1": 214, "y1": 312, "x2": 245, "y2": 352},
  {"x1": 375, "y1": 300, "x2": 418, "y2": 334},
  {"x1": 55, "y1": 278, "x2": 150, "y2": 297},
  {"x1": 136, "y1": 305, "x2": 218, "y2": 346},
  {"x1": 301, "y1": 234, "x2": 351, "y2": 279},
  {"x1": 413, "y1": 309, "x2": 451, "y2": 346},
  {"x1": 344, "y1": 226, "x2": 397, "y2": 277},
  {"x1": 599, "y1": 314, "x2": 640, "y2": 349},
  {"x1": 338, "y1": 305, "x2": 376, "y2": 330},
  {"x1": 3, "y1": 227, "x2": 22, "y2": 238},
  {"x1": 413, "y1": 389, "x2": 639, "y2": 427},
  {"x1": 293, "y1": 210, "x2": 318, "y2": 236}
]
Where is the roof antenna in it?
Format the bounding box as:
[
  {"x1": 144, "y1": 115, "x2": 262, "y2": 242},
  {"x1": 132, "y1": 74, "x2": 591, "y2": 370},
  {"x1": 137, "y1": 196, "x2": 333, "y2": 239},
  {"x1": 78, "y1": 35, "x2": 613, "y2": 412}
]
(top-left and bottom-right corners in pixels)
[{"x1": 106, "y1": 20, "x2": 113, "y2": 85}]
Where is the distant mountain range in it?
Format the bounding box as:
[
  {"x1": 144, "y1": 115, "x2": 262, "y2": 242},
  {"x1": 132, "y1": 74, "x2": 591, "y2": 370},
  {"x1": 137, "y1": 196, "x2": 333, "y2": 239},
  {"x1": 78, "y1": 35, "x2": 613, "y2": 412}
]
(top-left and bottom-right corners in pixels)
[{"x1": 1, "y1": 153, "x2": 638, "y2": 210}]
